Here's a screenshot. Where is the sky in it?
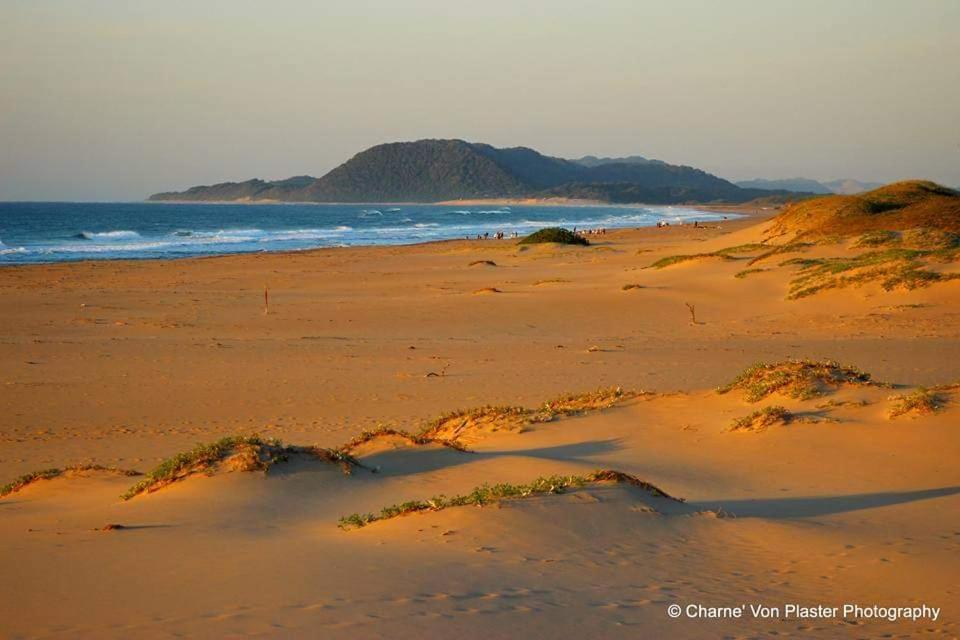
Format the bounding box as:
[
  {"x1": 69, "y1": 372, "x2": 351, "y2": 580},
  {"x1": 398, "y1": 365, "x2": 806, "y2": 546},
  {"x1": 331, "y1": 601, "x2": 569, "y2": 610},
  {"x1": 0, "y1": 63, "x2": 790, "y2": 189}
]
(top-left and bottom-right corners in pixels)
[{"x1": 1, "y1": 0, "x2": 958, "y2": 201}]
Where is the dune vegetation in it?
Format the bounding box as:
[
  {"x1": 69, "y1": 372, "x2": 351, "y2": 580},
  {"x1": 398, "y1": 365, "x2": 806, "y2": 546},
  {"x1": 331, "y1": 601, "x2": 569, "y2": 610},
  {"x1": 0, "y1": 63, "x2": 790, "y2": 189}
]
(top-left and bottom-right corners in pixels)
[
  {"x1": 728, "y1": 406, "x2": 793, "y2": 433},
  {"x1": 337, "y1": 426, "x2": 472, "y2": 454},
  {"x1": 338, "y1": 469, "x2": 682, "y2": 530},
  {"x1": 642, "y1": 182, "x2": 960, "y2": 300},
  {"x1": 519, "y1": 227, "x2": 589, "y2": 246},
  {"x1": 29, "y1": 387, "x2": 638, "y2": 501},
  {"x1": 782, "y1": 247, "x2": 959, "y2": 298},
  {"x1": 120, "y1": 436, "x2": 364, "y2": 501},
  {"x1": 766, "y1": 181, "x2": 960, "y2": 239},
  {"x1": 717, "y1": 359, "x2": 878, "y2": 402},
  {"x1": 1, "y1": 465, "x2": 141, "y2": 498},
  {"x1": 419, "y1": 386, "x2": 637, "y2": 442},
  {"x1": 649, "y1": 243, "x2": 804, "y2": 270},
  {"x1": 887, "y1": 388, "x2": 944, "y2": 419}
]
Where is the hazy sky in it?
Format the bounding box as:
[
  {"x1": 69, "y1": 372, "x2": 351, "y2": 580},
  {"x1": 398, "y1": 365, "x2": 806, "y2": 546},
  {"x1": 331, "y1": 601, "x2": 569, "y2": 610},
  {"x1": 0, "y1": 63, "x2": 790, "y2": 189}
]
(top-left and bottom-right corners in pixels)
[{"x1": 2, "y1": 0, "x2": 958, "y2": 201}]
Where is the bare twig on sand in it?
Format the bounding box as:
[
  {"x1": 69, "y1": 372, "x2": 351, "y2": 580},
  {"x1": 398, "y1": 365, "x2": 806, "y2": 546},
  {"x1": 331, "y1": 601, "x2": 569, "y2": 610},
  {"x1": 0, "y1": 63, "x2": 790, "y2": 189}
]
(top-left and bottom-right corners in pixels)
[
  {"x1": 426, "y1": 362, "x2": 451, "y2": 378},
  {"x1": 685, "y1": 302, "x2": 698, "y2": 325}
]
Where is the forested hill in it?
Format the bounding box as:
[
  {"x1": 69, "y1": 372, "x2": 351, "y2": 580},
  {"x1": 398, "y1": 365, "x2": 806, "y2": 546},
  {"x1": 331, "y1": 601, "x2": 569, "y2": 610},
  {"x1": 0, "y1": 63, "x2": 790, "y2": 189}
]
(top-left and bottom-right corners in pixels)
[{"x1": 149, "y1": 139, "x2": 798, "y2": 204}]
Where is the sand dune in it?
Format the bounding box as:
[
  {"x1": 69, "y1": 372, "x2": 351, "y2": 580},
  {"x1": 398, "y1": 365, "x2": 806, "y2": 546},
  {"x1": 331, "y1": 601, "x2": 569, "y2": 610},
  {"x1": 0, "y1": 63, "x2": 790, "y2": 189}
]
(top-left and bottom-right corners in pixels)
[{"x1": 2, "y1": 209, "x2": 959, "y2": 638}]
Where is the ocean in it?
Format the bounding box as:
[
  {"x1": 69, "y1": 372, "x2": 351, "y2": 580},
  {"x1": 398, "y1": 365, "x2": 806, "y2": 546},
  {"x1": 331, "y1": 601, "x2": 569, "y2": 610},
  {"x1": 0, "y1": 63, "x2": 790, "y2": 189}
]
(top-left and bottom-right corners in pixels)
[{"x1": 0, "y1": 201, "x2": 732, "y2": 264}]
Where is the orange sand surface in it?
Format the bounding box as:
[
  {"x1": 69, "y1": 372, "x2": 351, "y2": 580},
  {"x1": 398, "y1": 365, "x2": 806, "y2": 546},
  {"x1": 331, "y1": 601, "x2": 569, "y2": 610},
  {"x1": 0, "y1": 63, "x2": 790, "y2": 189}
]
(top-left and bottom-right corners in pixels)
[{"x1": 1, "y1": 212, "x2": 958, "y2": 638}]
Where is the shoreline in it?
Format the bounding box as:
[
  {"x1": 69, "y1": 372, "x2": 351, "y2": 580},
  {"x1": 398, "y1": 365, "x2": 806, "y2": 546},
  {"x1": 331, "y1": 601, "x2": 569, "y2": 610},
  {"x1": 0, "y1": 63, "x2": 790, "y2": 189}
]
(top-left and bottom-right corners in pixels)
[{"x1": 0, "y1": 208, "x2": 765, "y2": 269}]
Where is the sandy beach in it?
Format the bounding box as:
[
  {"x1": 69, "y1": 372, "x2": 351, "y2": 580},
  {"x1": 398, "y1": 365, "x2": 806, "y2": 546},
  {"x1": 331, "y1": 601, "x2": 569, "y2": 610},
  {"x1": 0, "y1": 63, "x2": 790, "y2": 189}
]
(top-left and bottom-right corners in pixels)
[{"x1": 2, "y1": 207, "x2": 958, "y2": 638}]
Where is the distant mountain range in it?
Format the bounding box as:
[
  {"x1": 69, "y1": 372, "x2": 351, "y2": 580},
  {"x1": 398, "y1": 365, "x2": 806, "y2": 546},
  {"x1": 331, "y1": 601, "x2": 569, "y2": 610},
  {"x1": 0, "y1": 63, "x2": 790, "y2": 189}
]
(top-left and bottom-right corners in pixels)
[
  {"x1": 149, "y1": 139, "x2": 802, "y2": 205},
  {"x1": 570, "y1": 155, "x2": 663, "y2": 168},
  {"x1": 736, "y1": 177, "x2": 884, "y2": 195},
  {"x1": 821, "y1": 179, "x2": 885, "y2": 195}
]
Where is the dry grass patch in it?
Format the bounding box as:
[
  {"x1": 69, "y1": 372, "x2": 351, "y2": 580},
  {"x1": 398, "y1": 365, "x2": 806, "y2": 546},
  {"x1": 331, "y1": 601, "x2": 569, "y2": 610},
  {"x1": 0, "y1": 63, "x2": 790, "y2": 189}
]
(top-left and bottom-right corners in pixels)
[
  {"x1": 1, "y1": 465, "x2": 141, "y2": 498},
  {"x1": 338, "y1": 469, "x2": 682, "y2": 530},
  {"x1": 887, "y1": 388, "x2": 943, "y2": 419},
  {"x1": 718, "y1": 359, "x2": 878, "y2": 403},
  {"x1": 728, "y1": 406, "x2": 793, "y2": 433}
]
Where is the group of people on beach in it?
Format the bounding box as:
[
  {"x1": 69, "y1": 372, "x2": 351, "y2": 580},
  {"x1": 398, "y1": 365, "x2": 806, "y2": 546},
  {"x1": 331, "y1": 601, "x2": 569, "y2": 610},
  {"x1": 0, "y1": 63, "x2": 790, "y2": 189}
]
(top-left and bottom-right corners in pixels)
[
  {"x1": 657, "y1": 217, "x2": 727, "y2": 229},
  {"x1": 572, "y1": 227, "x2": 607, "y2": 236},
  {"x1": 465, "y1": 216, "x2": 727, "y2": 241},
  {"x1": 471, "y1": 231, "x2": 519, "y2": 240}
]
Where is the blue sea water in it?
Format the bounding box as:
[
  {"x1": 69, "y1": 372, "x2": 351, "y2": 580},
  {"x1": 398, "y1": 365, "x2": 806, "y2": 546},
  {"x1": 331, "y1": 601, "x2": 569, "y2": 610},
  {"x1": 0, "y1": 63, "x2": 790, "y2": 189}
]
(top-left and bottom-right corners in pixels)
[{"x1": 0, "y1": 201, "x2": 732, "y2": 264}]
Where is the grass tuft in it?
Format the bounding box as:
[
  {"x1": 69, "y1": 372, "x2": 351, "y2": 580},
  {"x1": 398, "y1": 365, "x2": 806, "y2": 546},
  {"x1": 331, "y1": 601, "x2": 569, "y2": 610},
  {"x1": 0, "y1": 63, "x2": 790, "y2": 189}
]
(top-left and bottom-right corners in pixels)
[
  {"x1": 887, "y1": 388, "x2": 943, "y2": 419},
  {"x1": 734, "y1": 268, "x2": 768, "y2": 279},
  {"x1": 728, "y1": 406, "x2": 792, "y2": 432}
]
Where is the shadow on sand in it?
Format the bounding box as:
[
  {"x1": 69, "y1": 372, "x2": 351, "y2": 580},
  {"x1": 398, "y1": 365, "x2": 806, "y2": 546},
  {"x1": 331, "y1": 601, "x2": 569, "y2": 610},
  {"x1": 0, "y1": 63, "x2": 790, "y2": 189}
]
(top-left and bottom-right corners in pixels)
[
  {"x1": 693, "y1": 486, "x2": 960, "y2": 518},
  {"x1": 356, "y1": 438, "x2": 627, "y2": 477}
]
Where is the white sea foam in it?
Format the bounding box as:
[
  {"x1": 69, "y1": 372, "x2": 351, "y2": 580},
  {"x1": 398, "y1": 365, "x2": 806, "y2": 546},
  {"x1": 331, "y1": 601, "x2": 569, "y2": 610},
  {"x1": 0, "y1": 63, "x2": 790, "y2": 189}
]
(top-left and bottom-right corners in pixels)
[{"x1": 79, "y1": 230, "x2": 142, "y2": 240}]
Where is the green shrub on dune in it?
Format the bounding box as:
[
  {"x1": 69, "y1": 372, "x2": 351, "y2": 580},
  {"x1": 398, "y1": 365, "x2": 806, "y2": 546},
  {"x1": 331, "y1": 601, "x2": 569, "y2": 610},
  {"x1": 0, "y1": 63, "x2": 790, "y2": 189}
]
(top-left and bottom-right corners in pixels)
[{"x1": 519, "y1": 227, "x2": 589, "y2": 246}]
